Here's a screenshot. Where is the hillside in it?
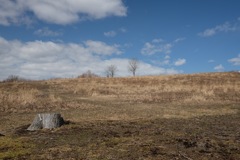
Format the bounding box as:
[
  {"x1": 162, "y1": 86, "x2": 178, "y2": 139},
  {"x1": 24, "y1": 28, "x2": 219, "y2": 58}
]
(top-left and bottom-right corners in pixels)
[
  {"x1": 1, "y1": 72, "x2": 239, "y2": 113},
  {"x1": 0, "y1": 72, "x2": 240, "y2": 159}
]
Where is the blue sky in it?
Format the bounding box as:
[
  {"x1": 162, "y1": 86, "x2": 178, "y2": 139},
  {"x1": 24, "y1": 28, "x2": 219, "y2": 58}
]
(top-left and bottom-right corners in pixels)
[{"x1": 0, "y1": 0, "x2": 240, "y2": 80}]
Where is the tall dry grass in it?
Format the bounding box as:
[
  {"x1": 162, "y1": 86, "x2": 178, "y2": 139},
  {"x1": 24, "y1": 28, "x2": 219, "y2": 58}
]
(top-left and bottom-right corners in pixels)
[
  {"x1": 58, "y1": 72, "x2": 240, "y2": 104},
  {"x1": 0, "y1": 72, "x2": 239, "y2": 113}
]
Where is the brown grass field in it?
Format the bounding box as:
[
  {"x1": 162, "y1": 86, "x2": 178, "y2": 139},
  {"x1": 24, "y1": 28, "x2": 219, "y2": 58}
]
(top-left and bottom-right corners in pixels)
[{"x1": 0, "y1": 72, "x2": 240, "y2": 159}]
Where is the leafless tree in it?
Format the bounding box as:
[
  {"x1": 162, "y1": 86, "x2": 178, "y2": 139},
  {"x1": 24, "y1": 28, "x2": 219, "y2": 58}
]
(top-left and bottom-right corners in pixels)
[
  {"x1": 106, "y1": 65, "x2": 117, "y2": 77},
  {"x1": 128, "y1": 58, "x2": 139, "y2": 76}
]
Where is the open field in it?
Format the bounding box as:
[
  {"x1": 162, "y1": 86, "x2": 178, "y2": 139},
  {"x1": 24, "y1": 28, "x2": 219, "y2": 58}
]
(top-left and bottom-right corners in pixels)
[{"x1": 0, "y1": 72, "x2": 240, "y2": 159}]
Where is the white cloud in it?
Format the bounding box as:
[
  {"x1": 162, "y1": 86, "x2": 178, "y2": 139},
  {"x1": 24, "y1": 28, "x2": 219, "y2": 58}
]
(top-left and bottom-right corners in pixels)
[
  {"x1": 34, "y1": 27, "x2": 62, "y2": 37},
  {"x1": 119, "y1": 28, "x2": 127, "y2": 33},
  {"x1": 174, "y1": 58, "x2": 186, "y2": 66},
  {"x1": 0, "y1": 36, "x2": 182, "y2": 80},
  {"x1": 141, "y1": 38, "x2": 185, "y2": 55},
  {"x1": 141, "y1": 38, "x2": 186, "y2": 68},
  {"x1": 208, "y1": 60, "x2": 215, "y2": 63},
  {"x1": 138, "y1": 62, "x2": 181, "y2": 75},
  {"x1": 214, "y1": 64, "x2": 224, "y2": 72},
  {"x1": 151, "y1": 59, "x2": 170, "y2": 66},
  {"x1": 228, "y1": 54, "x2": 240, "y2": 65},
  {"x1": 141, "y1": 40, "x2": 172, "y2": 55},
  {"x1": 104, "y1": 31, "x2": 117, "y2": 37},
  {"x1": 159, "y1": 55, "x2": 171, "y2": 65},
  {"x1": 164, "y1": 55, "x2": 170, "y2": 59},
  {"x1": 0, "y1": 0, "x2": 32, "y2": 26},
  {"x1": 174, "y1": 37, "x2": 186, "y2": 43},
  {"x1": 0, "y1": 0, "x2": 127, "y2": 25},
  {"x1": 84, "y1": 40, "x2": 122, "y2": 55},
  {"x1": 199, "y1": 22, "x2": 237, "y2": 37},
  {"x1": 104, "y1": 28, "x2": 127, "y2": 37},
  {"x1": 199, "y1": 29, "x2": 216, "y2": 37},
  {"x1": 162, "y1": 60, "x2": 170, "y2": 65},
  {"x1": 152, "y1": 39, "x2": 164, "y2": 43}
]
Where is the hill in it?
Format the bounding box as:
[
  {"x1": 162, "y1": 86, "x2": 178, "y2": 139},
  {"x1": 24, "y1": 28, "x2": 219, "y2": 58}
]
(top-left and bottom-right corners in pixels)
[
  {"x1": 1, "y1": 72, "x2": 239, "y2": 113},
  {"x1": 0, "y1": 72, "x2": 240, "y2": 159}
]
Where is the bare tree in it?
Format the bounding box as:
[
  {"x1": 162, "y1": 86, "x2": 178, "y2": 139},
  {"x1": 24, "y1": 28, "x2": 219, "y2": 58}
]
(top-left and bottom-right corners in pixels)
[
  {"x1": 128, "y1": 58, "x2": 139, "y2": 76},
  {"x1": 105, "y1": 65, "x2": 117, "y2": 77}
]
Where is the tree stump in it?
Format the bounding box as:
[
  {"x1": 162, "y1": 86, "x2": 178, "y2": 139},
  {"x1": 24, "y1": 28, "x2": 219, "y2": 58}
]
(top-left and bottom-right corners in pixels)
[{"x1": 27, "y1": 113, "x2": 64, "y2": 131}]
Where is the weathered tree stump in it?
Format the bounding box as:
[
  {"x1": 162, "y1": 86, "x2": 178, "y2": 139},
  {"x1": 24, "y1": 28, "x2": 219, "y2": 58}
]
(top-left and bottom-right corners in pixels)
[{"x1": 27, "y1": 113, "x2": 64, "y2": 131}]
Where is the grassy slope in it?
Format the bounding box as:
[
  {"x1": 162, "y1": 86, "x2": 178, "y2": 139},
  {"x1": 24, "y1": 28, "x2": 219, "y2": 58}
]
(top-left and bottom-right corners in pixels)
[
  {"x1": 0, "y1": 72, "x2": 240, "y2": 159},
  {"x1": 1, "y1": 72, "x2": 239, "y2": 111}
]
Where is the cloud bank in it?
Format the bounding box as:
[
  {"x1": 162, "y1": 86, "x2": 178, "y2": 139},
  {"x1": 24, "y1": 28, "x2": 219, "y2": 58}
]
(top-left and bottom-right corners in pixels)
[
  {"x1": 0, "y1": 0, "x2": 127, "y2": 25},
  {"x1": 0, "y1": 37, "x2": 181, "y2": 80}
]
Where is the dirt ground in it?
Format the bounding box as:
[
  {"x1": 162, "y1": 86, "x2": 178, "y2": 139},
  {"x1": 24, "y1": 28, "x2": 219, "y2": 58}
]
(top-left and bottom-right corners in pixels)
[
  {"x1": 8, "y1": 110, "x2": 239, "y2": 160},
  {"x1": 0, "y1": 72, "x2": 239, "y2": 159}
]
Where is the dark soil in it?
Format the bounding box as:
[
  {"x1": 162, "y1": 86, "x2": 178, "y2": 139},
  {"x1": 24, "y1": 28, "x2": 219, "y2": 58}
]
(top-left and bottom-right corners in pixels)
[{"x1": 14, "y1": 113, "x2": 240, "y2": 160}]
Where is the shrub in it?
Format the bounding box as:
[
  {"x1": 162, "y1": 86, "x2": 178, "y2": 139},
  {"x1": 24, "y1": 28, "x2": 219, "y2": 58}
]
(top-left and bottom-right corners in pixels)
[
  {"x1": 2, "y1": 75, "x2": 26, "y2": 82},
  {"x1": 78, "y1": 70, "x2": 99, "y2": 78}
]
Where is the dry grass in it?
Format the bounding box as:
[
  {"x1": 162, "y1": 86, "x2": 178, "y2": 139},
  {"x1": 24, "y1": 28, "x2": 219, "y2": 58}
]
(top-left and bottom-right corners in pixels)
[
  {"x1": 0, "y1": 72, "x2": 239, "y2": 132},
  {"x1": 57, "y1": 72, "x2": 240, "y2": 104},
  {"x1": 0, "y1": 72, "x2": 239, "y2": 159},
  {"x1": 0, "y1": 72, "x2": 239, "y2": 116}
]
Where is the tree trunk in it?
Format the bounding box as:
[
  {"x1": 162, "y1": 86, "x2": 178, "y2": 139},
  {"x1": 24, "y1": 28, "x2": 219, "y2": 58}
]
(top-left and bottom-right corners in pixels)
[{"x1": 27, "y1": 113, "x2": 64, "y2": 131}]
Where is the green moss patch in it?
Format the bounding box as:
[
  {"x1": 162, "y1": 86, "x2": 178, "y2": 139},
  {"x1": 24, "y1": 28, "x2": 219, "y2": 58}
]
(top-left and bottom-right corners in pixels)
[{"x1": 0, "y1": 137, "x2": 34, "y2": 159}]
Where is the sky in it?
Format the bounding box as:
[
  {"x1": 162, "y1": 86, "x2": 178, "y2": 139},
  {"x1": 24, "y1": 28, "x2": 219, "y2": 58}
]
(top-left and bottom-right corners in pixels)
[{"x1": 0, "y1": 0, "x2": 240, "y2": 80}]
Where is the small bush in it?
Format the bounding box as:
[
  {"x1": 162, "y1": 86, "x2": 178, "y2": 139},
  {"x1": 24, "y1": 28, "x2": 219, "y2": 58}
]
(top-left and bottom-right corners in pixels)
[
  {"x1": 78, "y1": 70, "x2": 99, "y2": 78},
  {"x1": 2, "y1": 75, "x2": 26, "y2": 82}
]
